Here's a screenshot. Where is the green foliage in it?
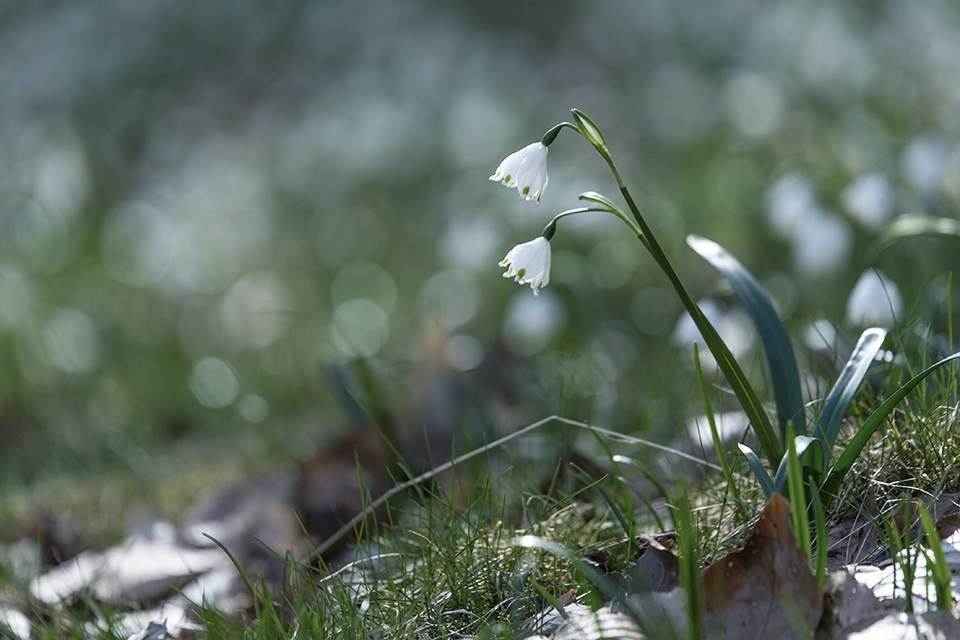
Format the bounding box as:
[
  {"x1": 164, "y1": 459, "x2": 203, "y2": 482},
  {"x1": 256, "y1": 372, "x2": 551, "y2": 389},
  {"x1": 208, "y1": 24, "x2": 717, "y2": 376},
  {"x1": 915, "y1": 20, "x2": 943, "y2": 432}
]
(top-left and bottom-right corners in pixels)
[
  {"x1": 808, "y1": 478, "x2": 827, "y2": 591},
  {"x1": 672, "y1": 492, "x2": 702, "y2": 640},
  {"x1": 683, "y1": 221, "x2": 959, "y2": 519},
  {"x1": 784, "y1": 426, "x2": 812, "y2": 568},
  {"x1": 813, "y1": 328, "x2": 887, "y2": 467},
  {"x1": 875, "y1": 217, "x2": 960, "y2": 256},
  {"x1": 821, "y1": 351, "x2": 960, "y2": 500},
  {"x1": 688, "y1": 234, "x2": 806, "y2": 443},
  {"x1": 918, "y1": 503, "x2": 953, "y2": 614}
]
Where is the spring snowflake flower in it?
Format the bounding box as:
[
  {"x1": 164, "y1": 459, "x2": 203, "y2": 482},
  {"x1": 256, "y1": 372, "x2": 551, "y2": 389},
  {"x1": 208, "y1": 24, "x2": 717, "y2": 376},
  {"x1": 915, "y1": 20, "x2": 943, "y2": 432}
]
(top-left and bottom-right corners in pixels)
[
  {"x1": 499, "y1": 236, "x2": 552, "y2": 295},
  {"x1": 489, "y1": 142, "x2": 549, "y2": 202}
]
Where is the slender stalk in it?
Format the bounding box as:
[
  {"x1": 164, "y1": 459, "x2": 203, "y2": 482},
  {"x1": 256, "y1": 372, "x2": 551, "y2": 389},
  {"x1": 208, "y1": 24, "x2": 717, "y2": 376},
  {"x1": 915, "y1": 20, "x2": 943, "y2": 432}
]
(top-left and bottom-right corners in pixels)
[{"x1": 593, "y1": 140, "x2": 781, "y2": 463}]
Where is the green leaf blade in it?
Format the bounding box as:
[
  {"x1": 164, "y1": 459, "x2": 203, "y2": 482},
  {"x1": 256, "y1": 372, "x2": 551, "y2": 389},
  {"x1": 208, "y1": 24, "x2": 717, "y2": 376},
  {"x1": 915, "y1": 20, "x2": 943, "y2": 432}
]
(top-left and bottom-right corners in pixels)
[
  {"x1": 876, "y1": 216, "x2": 960, "y2": 250},
  {"x1": 739, "y1": 443, "x2": 776, "y2": 498},
  {"x1": 688, "y1": 235, "x2": 806, "y2": 441},
  {"x1": 822, "y1": 351, "x2": 960, "y2": 500},
  {"x1": 773, "y1": 435, "x2": 821, "y2": 495},
  {"x1": 814, "y1": 327, "x2": 886, "y2": 468}
]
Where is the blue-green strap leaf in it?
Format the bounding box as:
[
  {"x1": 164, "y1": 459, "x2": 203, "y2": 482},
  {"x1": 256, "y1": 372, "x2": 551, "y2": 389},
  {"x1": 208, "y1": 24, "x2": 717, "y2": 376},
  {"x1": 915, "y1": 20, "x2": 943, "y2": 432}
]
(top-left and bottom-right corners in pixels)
[
  {"x1": 688, "y1": 235, "x2": 806, "y2": 440},
  {"x1": 739, "y1": 443, "x2": 776, "y2": 498},
  {"x1": 773, "y1": 435, "x2": 822, "y2": 495},
  {"x1": 876, "y1": 216, "x2": 960, "y2": 249},
  {"x1": 814, "y1": 328, "x2": 886, "y2": 468},
  {"x1": 822, "y1": 351, "x2": 960, "y2": 500}
]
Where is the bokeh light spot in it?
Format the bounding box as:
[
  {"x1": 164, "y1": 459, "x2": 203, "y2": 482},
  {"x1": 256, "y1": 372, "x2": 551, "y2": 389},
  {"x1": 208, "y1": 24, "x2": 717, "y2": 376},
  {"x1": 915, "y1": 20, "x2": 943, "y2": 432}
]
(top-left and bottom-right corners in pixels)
[
  {"x1": 331, "y1": 262, "x2": 397, "y2": 314},
  {"x1": 101, "y1": 201, "x2": 177, "y2": 287},
  {"x1": 417, "y1": 269, "x2": 480, "y2": 329},
  {"x1": 238, "y1": 394, "x2": 269, "y2": 423},
  {"x1": 219, "y1": 273, "x2": 292, "y2": 349},
  {"x1": 444, "y1": 334, "x2": 485, "y2": 371},
  {"x1": 190, "y1": 357, "x2": 240, "y2": 409},
  {"x1": 502, "y1": 291, "x2": 566, "y2": 356},
  {"x1": 43, "y1": 308, "x2": 100, "y2": 374},
  {"x1": 330, "y1": 299, "x2": 390, "y2": 359}
]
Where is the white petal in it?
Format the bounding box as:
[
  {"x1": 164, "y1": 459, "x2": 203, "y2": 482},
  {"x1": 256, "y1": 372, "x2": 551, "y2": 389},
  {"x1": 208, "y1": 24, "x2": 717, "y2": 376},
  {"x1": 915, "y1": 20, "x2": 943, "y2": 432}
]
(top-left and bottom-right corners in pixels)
[
  {"x1": 490, "y1": 143, "x2": 549, "y2": 201},
  {"x1": 499, "y1": 237, "x2": 551, "y2": 295}
]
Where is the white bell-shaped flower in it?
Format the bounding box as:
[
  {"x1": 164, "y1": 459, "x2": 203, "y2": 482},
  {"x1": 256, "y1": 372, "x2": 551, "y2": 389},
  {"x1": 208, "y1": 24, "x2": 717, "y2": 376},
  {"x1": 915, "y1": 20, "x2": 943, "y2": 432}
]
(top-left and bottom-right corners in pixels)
[
  {"x1": 499, "y1": 236, "x2": 552, "y2": 295},
  {"x1": 489, "y1": 142, "x2": 549, "y2": 202}
]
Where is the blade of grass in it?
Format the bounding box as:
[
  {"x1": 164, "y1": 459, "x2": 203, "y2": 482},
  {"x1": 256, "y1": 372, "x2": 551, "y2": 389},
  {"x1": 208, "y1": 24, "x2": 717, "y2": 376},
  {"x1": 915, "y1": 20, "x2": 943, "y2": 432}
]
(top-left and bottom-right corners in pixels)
[
  {"x1": 688, "y1": 234, "x2": 805, "y2": 441},
  {"x1": 809, "y1": 478, "x2": 827, "y2": 590},
  {"x1": 511, "y1": 535, "x2": 656, "y2": 637},
  {"x1": 693, "y1": 342, "x2": 744, "y2": 517},
  {"x1": 591, "y1": 429, "x2": 635, "y2": 528},
  {"x1": 673, "y1": 492, "x2": 701, "y2": 640},
  {"x1": 784, "y1": 426, "x2": 812, "y2": 567},
  {"x1": 202, "y1": 533, "x2": 261, "y2": 619},
  {"x1": 611, "y1": 455, "x2": 673, "y2": 503},
  {"x1": 615, "y1": 476, "x2": 667, "y2": 532},
  {"x1": 530, "y1": 578, "x2": 569, "y2": 620},
  {"x1": 918, "y1": 503, "x2": 952, "y2": 613}
]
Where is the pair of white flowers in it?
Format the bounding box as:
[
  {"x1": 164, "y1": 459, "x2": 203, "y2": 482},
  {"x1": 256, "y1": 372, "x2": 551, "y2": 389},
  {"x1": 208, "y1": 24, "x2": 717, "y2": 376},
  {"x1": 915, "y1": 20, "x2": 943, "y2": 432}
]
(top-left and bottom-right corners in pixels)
[{"x1": 490, "y1": 142, "x2": 552, "y2": 295}]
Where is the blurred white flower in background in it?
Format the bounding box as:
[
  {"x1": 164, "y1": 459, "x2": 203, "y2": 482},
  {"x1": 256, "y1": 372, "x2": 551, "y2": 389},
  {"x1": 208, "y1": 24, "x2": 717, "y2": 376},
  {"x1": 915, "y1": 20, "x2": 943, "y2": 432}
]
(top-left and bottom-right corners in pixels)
[
  {"x1": 901, "y1": 136, "x2": 954, "y2": 197},
  {"x1": 672, "y1": 299, "x2": 755, "y2": 370},
  {"x1": 790, "y1": 208, "x2": 852, "y2": 280},
  {"x1": 841, "y1": 173, "x2": 896, "y2": 231},
  {"x1": 764, "y1": 173, "x2": 852, "y2": 279},
  {"x1": 499, "y1": 236, "x2": 552, "y2": 296},
  {"x1": 802, "y1": 317, "x2": 838, "y2": 353},
  {"x1": 764, "y1": 173, "x2": 819, "y2": 241},
  {"x1": 502, "y1": 290, "x2": 566, "y2": 356},
  {"x1": 846, "y1": 269, "x2": 902, "y2": 327},
  {"x1": 489, "y1": 142, "x2": 549, "y2": 202}
]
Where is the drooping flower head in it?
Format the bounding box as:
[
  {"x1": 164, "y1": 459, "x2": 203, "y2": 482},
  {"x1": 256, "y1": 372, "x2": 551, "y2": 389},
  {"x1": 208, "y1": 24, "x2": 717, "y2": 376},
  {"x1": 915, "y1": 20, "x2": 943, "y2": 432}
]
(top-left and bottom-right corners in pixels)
[
  {"x1": 489, "y1": 142, "x2": 549, "y2": 202},
  {"x1": 499, "y1": 236, "x2": 552, "y2": 295}
]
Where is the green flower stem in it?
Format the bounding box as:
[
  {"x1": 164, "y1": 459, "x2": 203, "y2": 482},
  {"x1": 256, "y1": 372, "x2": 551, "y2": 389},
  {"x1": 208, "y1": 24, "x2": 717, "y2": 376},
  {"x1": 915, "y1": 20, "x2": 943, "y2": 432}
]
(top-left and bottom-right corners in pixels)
[
  {"x1": 544, "y1": 206, "x2": 645, "y2": 245},
  {"x1": 579, "y1": 119, "x2": 781, "y2": 463},
  {"x1": 541, "y1": 122, "x2": 581, "y2": 147}
]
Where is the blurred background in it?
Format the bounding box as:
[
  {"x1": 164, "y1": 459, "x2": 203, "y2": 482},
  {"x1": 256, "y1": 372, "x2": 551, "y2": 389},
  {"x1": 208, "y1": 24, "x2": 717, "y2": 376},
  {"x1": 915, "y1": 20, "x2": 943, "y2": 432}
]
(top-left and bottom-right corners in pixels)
[{"x1": 1, "y1": 0, "x2": 959, "y2": 541}]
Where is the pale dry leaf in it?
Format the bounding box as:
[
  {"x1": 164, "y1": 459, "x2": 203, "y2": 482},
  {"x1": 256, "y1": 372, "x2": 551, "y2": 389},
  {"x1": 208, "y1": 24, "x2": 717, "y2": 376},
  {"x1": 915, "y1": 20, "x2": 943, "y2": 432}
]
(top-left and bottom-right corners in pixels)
[
  {"x1": 551, "y1": 605, "x2": 645, "y2": 640},
  {"x1": 816, "y1": 569, "x2": 887, "y2": 638},
  {"x1": 125, "y1": 620, "x2": 168, "y2": 640},
  {"x1": 701, "y1": 493, "x2": 823, "y2": 640},
  {"x1": 841, "y1": 610, "x2": 960, "y2": 640},
  {"x1": 851, "y1": 544, "x2": 956, "y2": 614},
  {"x1": 31, "y1": 533, "x2": 225, "y2": 605}
]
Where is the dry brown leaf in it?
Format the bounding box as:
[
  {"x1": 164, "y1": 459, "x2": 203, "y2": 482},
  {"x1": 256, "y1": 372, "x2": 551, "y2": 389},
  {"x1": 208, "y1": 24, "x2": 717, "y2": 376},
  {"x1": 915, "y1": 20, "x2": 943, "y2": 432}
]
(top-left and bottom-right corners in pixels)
[
  {"x1": 294, "y1": 423, "x2": 392, "y2": 558},
  {"x1": 625, "y1": 540, "x2": 680, "y2": 594},
  {"x1": 701, "y1": 493, "x2": 823, "y2": 640}
]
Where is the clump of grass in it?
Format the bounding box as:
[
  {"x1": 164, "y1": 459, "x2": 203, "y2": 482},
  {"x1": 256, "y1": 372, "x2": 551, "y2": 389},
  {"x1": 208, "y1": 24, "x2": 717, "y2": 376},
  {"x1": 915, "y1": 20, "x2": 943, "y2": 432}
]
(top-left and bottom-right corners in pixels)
[{"x1": 4, "y1": 361, "x2": 958, "y2": 639}]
